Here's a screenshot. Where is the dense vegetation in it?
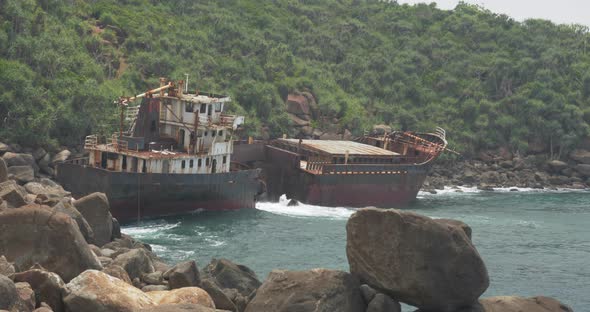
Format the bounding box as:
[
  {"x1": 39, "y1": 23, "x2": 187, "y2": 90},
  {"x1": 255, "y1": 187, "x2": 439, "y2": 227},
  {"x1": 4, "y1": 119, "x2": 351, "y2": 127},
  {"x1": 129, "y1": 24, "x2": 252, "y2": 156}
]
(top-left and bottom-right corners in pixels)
[{"x1": 1, "y1": 0, "x2": 589, "y2": 157}]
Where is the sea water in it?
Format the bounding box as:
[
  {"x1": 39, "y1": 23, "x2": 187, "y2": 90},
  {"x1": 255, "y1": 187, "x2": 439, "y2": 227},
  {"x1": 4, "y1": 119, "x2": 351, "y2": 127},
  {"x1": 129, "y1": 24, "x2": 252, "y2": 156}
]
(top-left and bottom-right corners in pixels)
[{"x1": 123, "y1": 189, "x2": 590, "y2": 310}]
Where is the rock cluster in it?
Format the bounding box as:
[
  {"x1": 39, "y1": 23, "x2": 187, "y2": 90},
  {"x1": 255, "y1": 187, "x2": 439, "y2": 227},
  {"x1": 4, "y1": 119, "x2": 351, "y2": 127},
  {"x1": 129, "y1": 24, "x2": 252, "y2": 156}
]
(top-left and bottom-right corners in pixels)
[{"x1": 425, "y1": 148, "x2": 590, "y2": 192}]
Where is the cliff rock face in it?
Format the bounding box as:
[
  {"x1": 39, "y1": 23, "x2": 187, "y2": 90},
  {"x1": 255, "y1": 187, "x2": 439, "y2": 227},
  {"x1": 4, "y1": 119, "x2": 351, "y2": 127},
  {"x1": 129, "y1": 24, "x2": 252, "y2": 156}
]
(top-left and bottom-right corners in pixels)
[
  {"x1": 0, "y1": 205, "x2": 102, "y2": 282},
  {"x1": 346, "y1": 208, "x2": 489, "y2": 312},
  {"x1": 245, "y1": 269, "x2": 365, "y2": 312}
]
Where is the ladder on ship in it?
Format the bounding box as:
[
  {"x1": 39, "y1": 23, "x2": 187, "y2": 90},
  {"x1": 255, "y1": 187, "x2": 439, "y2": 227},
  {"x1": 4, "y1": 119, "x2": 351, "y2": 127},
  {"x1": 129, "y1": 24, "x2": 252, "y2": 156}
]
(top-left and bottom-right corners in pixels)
[{"x1": 125, "y1": 105, "x2": 140, "y2": 135}]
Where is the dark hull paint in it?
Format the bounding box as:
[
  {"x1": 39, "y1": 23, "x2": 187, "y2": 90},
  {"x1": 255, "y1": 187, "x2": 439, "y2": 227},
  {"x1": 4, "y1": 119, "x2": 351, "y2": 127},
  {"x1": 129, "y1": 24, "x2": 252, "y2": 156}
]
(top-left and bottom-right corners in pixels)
[{"x1": 57, "y1": 163, "x2": 262, "y2": 223}]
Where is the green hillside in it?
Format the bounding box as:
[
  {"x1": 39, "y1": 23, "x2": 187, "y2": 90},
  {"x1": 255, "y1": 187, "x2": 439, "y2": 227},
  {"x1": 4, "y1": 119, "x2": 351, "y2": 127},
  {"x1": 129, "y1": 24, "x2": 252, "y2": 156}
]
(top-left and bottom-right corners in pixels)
[{"x1": 1, "y1": 0, "x2": 589, "y2": 157}]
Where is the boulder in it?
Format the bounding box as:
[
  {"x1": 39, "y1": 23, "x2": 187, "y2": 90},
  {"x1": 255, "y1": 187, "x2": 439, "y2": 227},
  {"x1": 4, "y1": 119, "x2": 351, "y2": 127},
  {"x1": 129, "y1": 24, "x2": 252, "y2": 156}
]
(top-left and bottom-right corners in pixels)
[
  {"x1": 14, "y1": 282, "x2": 36, "y2": 312},
  {"x1": 346, "y1": 208, "x2": 489, "y2": 311},
  {"x1": 137, "y1": 303, "x2": 222, "y2": 312},
  {"x1": 142, "y1": 271, "x2": 164, "y2": 285},
  {"x1": 0, "y1": 180, "x2": 27, "y2": 208},
  {"x1": 73, "y1": 192, "x2": 113, "y2": 246},
  {"x1": 102, "y1": 265, "x2": 132, "y2": 285},
  {"x1": 50, "y1": 150, "x2": 71, "y2": 166},
  {"x1": 64, "y1": 270, "x2": 155, "y2": 312},
  {"x1": 112, "y1": 248, "x2": 154, "y2": 280},
  {"x1": 199, "y1": 278, "x2": 237, "y2": 312},
  {"x1": 24, "y1": 181, "x2": 69, "y2": 198},
  {"x1": 142, "y1": 285, "x2": 169, "y2": 292},
  {"x1": 245, "y1": 269, "x2": 364, "y2": 312},
  {"x1": 32, "y1": 148, "x2": 47, "y2": 162},
  {"x1": 286, "y1": 94, "x2": 312, "y2": 117},
  {"x1": 569, "y1": 149, "x2": 590, "y2": 164},
  {"x1": 366, "y1": 293, "x2": 401, "y2": 312},
  {"x1": 52, "y1": 200, "x2": 95, "y2": 244},
  {"x1": 0, "y1": 158, "x2": 7, "y2": 183},
  {"x1": 0, "y1": 274, "x2": 17, "y2": 310},
  {"x1": 0, "y1": 256, "x2": 15, "y2": 277},
  {"x1": 287, "y1": 113, "x2": 310, "y2": 126},
  {"x1": 2, "y1": 152, "x2": 37, "y2": 170},
  {"x1": 203, "y1": 259, "x2": 261, "y2": 297},
  {"x1": 574, "y1": 164, "x2": 590, "y2": 177},
  {"x1": 0, "y1": 205, "x2": 102, "y2": 282},
  {"x1": 0, "y1": 142, "x2": 10, "y2": 154},
  {"x1": 435, "y1": 218, "x2": 473, "y2": 240},
  {"x1": 13, "y1": 267, "x2": 67, "y2": 312},
  {"x1": 146, "y1": 287, "x2": 215, "y2": 307},
  {"x1": 479, "y1": 296, "x2": 573, "y2": 312},
  {"x1": 112, "y1": 218, "x2": 122, "y2": 240},
  {"x1": 7, "y1": 165, "x2": 35, "y2": 184},
  {"x1": 547, "y1": 160, "x2": 568, "y2": 173},
  {"x1": 37, "y1": 154, "x2": 53, "y2": 176},
  {"x1": 33, "y1": 304, "x2": 54, "y2": 312},
  {"x1": 165, "y1": 261, "x2": 200, "y2": 289},
  {"x1": 360, "y1": 284, "x2": 378, "y2": 304}
]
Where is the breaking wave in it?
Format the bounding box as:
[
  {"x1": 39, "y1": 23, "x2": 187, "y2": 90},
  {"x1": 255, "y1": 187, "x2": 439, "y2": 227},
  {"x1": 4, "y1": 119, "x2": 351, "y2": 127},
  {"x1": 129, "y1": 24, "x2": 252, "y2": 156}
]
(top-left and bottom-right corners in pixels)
[{"x1": 256, "y1": 195, "x2": 355, "y2": 219}]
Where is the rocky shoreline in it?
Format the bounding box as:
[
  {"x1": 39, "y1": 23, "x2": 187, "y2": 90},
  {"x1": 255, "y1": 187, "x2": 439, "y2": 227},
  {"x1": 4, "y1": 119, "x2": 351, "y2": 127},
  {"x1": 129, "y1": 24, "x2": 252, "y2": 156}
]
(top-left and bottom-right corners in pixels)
[{"x1": 0, "y1": 143, "x2": 576, "y2": 311}]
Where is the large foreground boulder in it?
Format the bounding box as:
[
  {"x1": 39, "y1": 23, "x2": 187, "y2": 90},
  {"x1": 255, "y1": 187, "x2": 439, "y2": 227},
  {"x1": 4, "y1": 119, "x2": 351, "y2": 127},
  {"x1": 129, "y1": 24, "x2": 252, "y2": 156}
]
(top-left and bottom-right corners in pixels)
[
  {"x1": 146, "y1": 287, "x2": 215, "y2": 307},
  {"x1": 7, "y1": 165, "x2": 35, "y2": 184},
  {"x1": 204, "y1": 259, "x2": 261, "y2": 297},
  {"x1": 137, "y1": 304, "x2": 223, "y2": 312},
  {"x1": 346, "y1": 208, "x2": 489, "y2": 311},
  {"x1": 73, "y1": 192, "x2": 113, "y2": 246},
  {"x1": 13, "y1": 266, "x2": 67, "y2": 312},
  {"x1": 245, "y1": 269, "x2": 364, "y2": 312},
  {"x1": 0, "y1": 206, "x2": 102, "y2": 282},
  {"x1": 64, "y1": 270, "x2": 155, "y2": 312},
  {"x1": 52, "y1": 200, "x2": 95, "y2": 244},
  {"x1": 480, "y1": 296, "x2": 573, "y2": 312},
  {"x1": 0, "y1": 274, "x2": 17, "y2": 310}
]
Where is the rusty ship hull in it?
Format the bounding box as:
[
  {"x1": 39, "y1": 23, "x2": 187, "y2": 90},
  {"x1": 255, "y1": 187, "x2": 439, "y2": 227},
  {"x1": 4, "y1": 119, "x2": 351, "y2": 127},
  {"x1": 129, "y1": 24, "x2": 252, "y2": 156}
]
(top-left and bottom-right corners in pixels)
[{"x1": 57, "y1": 163, "x2": 262, "y2": 223}]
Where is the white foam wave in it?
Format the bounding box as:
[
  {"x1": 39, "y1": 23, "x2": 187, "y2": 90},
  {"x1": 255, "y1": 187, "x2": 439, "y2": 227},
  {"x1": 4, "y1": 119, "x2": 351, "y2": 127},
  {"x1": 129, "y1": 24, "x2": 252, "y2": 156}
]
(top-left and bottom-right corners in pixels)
[
  {"x1": 256, "y1": 195, "x2": 355, "y2": 219},
  {"x1": 122, "y1": 222, "x2": 181, "y2": 236},
  {"x1": 418, "y1": 186, "x2": 589, "y2": 197}
]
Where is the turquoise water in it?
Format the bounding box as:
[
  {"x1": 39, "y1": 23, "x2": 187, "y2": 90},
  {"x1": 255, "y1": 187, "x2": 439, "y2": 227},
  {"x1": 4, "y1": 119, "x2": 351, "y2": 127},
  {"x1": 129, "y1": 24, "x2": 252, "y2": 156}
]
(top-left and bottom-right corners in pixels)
[{"x1": 123, "y1": 189, "x2": 590, "y2": 310}]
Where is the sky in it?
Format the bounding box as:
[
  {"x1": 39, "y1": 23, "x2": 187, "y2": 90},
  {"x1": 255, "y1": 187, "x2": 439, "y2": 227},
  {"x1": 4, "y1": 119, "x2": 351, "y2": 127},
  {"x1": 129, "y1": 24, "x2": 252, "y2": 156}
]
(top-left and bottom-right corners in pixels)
[{"x1": 397, "y1": 0, "x2": 589, "y2": 27}]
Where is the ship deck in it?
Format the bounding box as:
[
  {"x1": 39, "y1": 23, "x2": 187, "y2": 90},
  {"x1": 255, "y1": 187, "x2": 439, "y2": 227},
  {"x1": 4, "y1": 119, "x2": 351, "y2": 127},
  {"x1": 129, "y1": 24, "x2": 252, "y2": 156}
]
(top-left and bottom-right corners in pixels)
[{"x1": 277, "y1": 139, "x2": 399, "y2": 156}]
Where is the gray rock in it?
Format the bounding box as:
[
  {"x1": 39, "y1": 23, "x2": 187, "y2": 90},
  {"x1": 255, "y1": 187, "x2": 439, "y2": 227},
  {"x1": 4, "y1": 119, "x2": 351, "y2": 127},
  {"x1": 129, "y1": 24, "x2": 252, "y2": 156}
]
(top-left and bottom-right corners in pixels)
[
  {"x1": 142, "y1": 271, "x2": 163, "y2": 285},
  {"x1": 574, "y1": 164, "x2": 590, "y2": 177},
  {"x1": 547, "y1": 160, "x2": 569, "y2": 173},
  {"x1": 32, "y1": 148, "x2": 47, "y2": 162},
  {"x1": 367, "y1": 293, "x2": 401, "y2": 312},
  {"x1": 0, "y1": 180, "x2": 27, "y2": 208},
  {"x1": 0, "y1": 256, "x2": 15, "y2": 278},
  {"x1": 435, "y1": 218, "x2": 472, "y2": 240},
  {"x1": 7, "y1": 165, "x2": 35, "y2": 184},
  {"x1": 112, "y1": 248, "x2": 154, "y2": 280},
  {"x1": 165, "y1": 260, "x2": 200, "y2": 289},
  {"x1": 142, "y1": 284, "x2": 169, "y2": 292},
  {"x1": 0, "y1": 142, "x2": 10, "y2": 155},
  {"x1": 73, "y1": 192, "x2": 113, "y2": 246},
  {"x1": 137, "y1": 303, "x2": 223, "y2": 312},
  {"x1": 204, "y1": 258, "x2": 261, "y2": 297},
  {"x1": 14, "y1": 282, "x2": 36, "y2": 312},
  {"x1": 199, "y1": 278, "x2": 237, "y2": 312},
  {"x1": 52, "y1": 200, "x2": 95, "y2": 244},
  {"x1": 0, "y1": 275, "x2": 17, "y2": 310},
  {"x1": 346, "y1": 208, "x2": 489, "y2": 312},
  {"x1": 0, "y1": 158, "x2": 7, "y2": 183},
  {"x1": 50, "y1": 150, "x2": 71, "y2": 166},
  {"x1": 112, "y1": 218, "x2": 122, "y2": 240},
  {"x1": 569, "y1": 149, "x2": 590, "y2": 164},
  {"x1": 0, "y1": 205, "x2": 102, "y2": 282},
  {"x1": 245, "y1": 269, "x2": 364, "y2": 312},
  {"x1": 102, "y1": 264, "x2": 132, "y2": 285},
  {"x1": 360, "y1": 284, "x2": 378, "y2": 304},
  {"x1": 2, "y1": 152, "x2": 37, "y2": 169},
  {"x1": 24, "y1": 181, "x2": 69, "y2": 198}
]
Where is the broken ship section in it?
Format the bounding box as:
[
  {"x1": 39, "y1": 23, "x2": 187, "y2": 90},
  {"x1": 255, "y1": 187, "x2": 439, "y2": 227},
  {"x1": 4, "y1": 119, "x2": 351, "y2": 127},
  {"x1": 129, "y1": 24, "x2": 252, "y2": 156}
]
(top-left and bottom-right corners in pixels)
[
  {"x1": 57, "y1": 79, "x2": 262, "y2": 222},
  {"x1": 264, "y1": 129, "x2": 447, "y2": 207}
]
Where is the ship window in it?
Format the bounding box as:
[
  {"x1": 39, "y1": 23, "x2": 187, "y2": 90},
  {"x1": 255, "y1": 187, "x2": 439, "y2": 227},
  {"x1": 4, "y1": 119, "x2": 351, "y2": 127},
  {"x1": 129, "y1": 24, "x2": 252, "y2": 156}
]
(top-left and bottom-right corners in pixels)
[
  {"x1": 206, "y1": 158, "x2": 210, "y2": 166},
  {"x1": 150, "y1": 120, "x2": 156, "y2": 132},
  {"x1": 122, "y1": 156, "x2": 127, "y2": 170},
  {"x1": 181, "y1": 160, "x2": 186, "y2": 169},
  {"x1": 190, "y1": 159, "x2": 194, "y2": 168},
  {"x1": 198, "y1": 159, "x2": 202, "y2": 167},
  {"x1": 185, "y1": 102, "x2": 194, "y2": 112},
  {"x1": 204, "y1": 131, "x2": 208, "y2": 136},
  {"x1": 218, "y1": 130, "x2": 223, "y2": 137},
  {"x1": 142, "y1": 160, "x2": 147, "y2": 173},
  {"x1": 212, "y1": 131, "x2": 216, "y2": 137},
  {"x1": 223, "y1": 156, "x2": 227, "y2": 164},
  {"x1": 215, "y1": 102, "x2": 222, "y2": 112},
  {"x1": 200, "y1": 104, "x2": 206, "y2": 114}
]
